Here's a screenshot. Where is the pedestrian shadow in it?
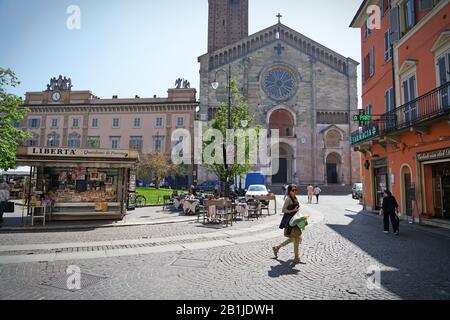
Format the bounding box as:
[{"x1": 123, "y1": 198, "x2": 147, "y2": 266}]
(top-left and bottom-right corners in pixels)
[{"x1": 268, "y1": 259, "x2": 300, "y2": 278}]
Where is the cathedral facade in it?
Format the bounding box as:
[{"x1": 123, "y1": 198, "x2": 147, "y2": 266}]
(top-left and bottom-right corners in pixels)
[{"x1": 198, "y1": 0, "x2": 361, "y2": 186}]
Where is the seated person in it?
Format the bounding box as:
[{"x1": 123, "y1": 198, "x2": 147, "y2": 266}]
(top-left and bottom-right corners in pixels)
[
  {"x1": 213, "y1": 188, "x2": 220, "y2": 199},
  {"x1": 185, "y1": 189, "x2": 196, "y2": 201}
]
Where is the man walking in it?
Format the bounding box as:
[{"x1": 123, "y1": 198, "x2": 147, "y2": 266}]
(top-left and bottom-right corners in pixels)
[
  {"x1": 314, "y1": 185, "x2": 322, "y2": 204},
  {"x1": 380, "y1": 190, "x2": 400, "y2": 235}
]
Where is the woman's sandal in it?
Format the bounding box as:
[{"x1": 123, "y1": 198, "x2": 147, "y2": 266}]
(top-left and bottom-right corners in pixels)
[{"x1": 272, "y1": 247, "x2": 279, "y2": 258}]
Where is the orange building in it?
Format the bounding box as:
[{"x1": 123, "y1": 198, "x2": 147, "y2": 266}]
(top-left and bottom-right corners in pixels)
[{"x1": 350, "y1": 0, "x2": 450, "y2": 227}]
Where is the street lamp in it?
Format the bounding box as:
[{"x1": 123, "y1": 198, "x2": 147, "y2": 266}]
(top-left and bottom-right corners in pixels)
[{"x1": 211, "y1": 64, "x2": 232, "y2": 199}]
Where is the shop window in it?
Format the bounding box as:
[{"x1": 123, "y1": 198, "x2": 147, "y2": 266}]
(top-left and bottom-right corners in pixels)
[{"x1": 44, "y1": 167, "x2": 120, "y2": 205}]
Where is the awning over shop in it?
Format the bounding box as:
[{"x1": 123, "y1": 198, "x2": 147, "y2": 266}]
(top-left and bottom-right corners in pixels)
[
  {"x1": 15, "y1": 147, "x2": 139, "y2": 168},
  {"x1": 0, "y1": 166, "x2": 31, "y2": 176}
]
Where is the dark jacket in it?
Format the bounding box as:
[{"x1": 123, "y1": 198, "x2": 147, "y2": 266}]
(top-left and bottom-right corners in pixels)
[
  {"x1": 279, "y1": 196, "x2": 299, "y2": 229},
  {"x1": 382, "y1": 195, "x2": 399, "y2": 214}
]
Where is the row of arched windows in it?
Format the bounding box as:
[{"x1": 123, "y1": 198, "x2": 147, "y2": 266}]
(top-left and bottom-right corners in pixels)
[{"x1": 209, "y1": 27, "x2": 348, "y2": 75}]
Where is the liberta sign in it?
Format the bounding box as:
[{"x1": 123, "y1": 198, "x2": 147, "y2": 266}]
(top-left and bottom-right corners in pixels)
[{"x1": 26, "y1": 147, "x2": 135, "y2": 159}]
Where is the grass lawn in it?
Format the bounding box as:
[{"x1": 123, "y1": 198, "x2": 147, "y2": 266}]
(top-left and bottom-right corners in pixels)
[{"x1": 135, "y1": 188, "x2": 185, "y2": 205}]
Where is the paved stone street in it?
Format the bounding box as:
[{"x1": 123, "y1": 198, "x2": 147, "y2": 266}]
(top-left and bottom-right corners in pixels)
[{"x1": 0, "y1": 195, "x2": 449, "y2": 300}]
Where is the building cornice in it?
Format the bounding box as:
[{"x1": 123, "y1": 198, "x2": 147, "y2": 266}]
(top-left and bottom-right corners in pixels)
[{"x1": 22, "y1": 103, "x2": 198, "y2": 114}]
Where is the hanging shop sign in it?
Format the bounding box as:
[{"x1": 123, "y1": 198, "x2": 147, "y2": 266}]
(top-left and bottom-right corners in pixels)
[
  {"x1": 350, "y1": 125, "x2": 379, "y2": 145},
  {"x1": 417, "y1": 147, "x2": 450, "y2": 162},
  {"x1": 24, "y1": 147, "x2": 136, "y2": 159}
]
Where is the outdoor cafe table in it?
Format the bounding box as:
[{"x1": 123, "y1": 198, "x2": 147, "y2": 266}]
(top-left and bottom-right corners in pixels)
[{"x1": 183, "y1": 199, "x2": 199, "y2": 215}]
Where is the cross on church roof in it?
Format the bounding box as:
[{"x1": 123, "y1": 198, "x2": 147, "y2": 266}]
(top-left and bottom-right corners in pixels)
[
  {"x1": 274, "y1": 43, "x2": 285, "y2": 55},
  {"x1": 276, "y1": 13, "x2": 282, "y2": 24}
]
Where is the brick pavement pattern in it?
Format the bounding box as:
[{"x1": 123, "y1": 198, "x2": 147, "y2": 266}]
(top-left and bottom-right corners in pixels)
[{"x1": 0, "y1": 196, "x2": 449, "y2": 300}]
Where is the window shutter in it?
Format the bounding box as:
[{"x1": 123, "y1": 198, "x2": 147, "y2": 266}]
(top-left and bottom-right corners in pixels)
[
  {"x1": 384, "y1": 32, "x2": 389, "y2": 61},
  {"x1": 409, "y1": 76, "x2": 416, "y2": 100},
  {"x1": 369, "y1": 48, "x2": 375, "y2": 77},
  {"x1": 390, "y1": 5, "x2": 400, "y2": 44},
  {"x1": 361, "y1": 55, "x2": 365, "y2": 82},
  {"x1": 390, "y1": 88, "x2": 395, "y2": 110},
  {"x1": 409, "y1": 0, "x2": 416, "y2": 27},
  {"x1": 385, "y1": 91, "x2": 389, "y2": 112},
  {"x1": 403, "y1": 80, "x2": 410, "y2": 103},
  {"x1": 437, "y1": 56, "x2": 447, "y2": 86}
]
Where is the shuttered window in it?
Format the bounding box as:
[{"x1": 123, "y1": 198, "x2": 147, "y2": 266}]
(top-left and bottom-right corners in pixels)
[
  {"x1": 385, "y1": 88, "x2": 395, "y2": 112},
  {"x1": 369, "y1": 48, "x2": 375, "y2": 77},
  {"x1": 404, "y1": 0, "x2": 416, "y2": 31},
  {"x1": 384, "y1": 30, "x2": 392, "y2": 61},
  {"x1": 390, "y1": 5, "x2": 400, "y2": 44}
]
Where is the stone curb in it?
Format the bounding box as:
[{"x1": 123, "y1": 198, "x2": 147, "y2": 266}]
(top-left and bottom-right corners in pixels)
[{"x1": 0, "y1": 216, "x2": 199, "y2": 233}]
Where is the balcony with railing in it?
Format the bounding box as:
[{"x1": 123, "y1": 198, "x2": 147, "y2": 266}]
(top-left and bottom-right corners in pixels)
[{"x1": 351, "y1": 81, "x2": 450, "y2": 146}]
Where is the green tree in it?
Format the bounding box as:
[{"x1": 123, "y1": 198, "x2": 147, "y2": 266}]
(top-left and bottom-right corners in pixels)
[
  {"x1": 137, "y1": 153, "x2": 186, "y2": 189},
  {"x1": 0, "y1": 68, "x2": 30, "y2": 170},
  {"x1": 203, "y1": 80, "x2": 260, "y2": 195}
]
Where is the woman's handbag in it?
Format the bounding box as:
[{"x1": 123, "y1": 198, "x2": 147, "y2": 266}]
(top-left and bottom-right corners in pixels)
[
  {"x1": 1, "y1": 201, "x2": 15, "y2": 213},
  {"x1": 290, "y1": 226, "x2": 302, "y2": 238}
]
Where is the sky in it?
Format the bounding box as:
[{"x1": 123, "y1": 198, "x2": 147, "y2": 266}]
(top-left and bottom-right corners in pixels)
[{"x1": 0, "y1": 0, "x2": 363, "y2": 104}]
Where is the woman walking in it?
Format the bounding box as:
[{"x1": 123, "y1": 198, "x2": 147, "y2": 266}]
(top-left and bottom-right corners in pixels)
[
  {"x1": 272, "y1": 184, "x2": 304, "y2": 264},
  {"x1": 307, "y1": 184, "x2": 314, "y2": 204}
]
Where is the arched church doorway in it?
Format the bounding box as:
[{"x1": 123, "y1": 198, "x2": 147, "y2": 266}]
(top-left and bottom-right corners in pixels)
[
  {"x1": 272, "y1": 143, "x2": 294, "y2": 184},
  {"x1": 269, "y1": 109, "x2": 295, "y2": 137},
  {"x1": 326, "y1": 153, "x2": 341, "y2": 184}
]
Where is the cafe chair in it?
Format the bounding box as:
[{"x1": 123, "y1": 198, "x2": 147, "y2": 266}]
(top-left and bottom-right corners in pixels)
[
  {"x1": 246, "y1": 199, "x2": 261, "y2": 220},
  {"x1": 163, "y1": 195, "x2": 174, "y2": 211}
]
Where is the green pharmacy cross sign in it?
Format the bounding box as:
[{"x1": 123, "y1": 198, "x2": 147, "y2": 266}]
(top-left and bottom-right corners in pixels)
[
  {"x1": 353, "y1": 110, "x2": 372, "y2": 127},
  {"x1": 351, "y1": 125, "x2": 379, "y2": 145}
]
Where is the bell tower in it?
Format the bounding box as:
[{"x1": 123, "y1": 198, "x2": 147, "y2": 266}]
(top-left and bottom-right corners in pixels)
[{"x1": 208, "y1": 0, "x2": 248, "y2": 53}]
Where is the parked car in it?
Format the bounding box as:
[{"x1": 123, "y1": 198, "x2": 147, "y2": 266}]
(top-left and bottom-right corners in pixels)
[
  {"x1": 245, "y1": 185, "x2": 269, "y2": 197},
  {"x1": 197, "y1": 180, "x2": 221, "y2": 192},
  {"x1": 352, "y1": 183, "x2": 363, "y2": 199}
]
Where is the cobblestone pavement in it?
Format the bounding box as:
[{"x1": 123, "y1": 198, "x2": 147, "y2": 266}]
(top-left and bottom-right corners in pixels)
[{"x1": 0, "y1": 195, "x2": 449, "y2": 300}]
